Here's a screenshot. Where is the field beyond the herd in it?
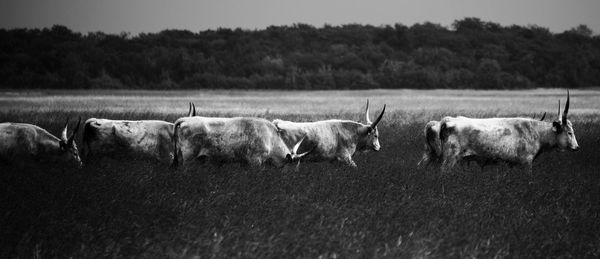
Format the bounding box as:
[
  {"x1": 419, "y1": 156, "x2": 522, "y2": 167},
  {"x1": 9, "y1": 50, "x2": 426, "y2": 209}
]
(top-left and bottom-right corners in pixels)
[{"x1": 2, "y1": 88, "x2": 600, "y2": 258}]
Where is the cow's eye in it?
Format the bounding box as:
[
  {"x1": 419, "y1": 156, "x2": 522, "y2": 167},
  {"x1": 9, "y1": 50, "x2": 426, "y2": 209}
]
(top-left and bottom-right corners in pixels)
[{"x1": 568, "y1": 132, "x2": 573, "y2": 136}]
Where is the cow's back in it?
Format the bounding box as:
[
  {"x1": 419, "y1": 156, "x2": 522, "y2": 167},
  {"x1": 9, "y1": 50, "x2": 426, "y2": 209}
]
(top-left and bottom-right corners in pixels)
[
  {"x1": 441, "y1": 117, "x2": 540, "y2": 163},
  {"x1": 0, "y1": 123, "x2": 54, "y2": 160},
  {"x1": 203, "y1": 117, "x2": 277, "y2": 161}
]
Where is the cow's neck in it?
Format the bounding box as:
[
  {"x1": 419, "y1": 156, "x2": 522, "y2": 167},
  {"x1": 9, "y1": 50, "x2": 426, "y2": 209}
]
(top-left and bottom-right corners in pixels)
[
  {"x1": 40, "y1": 136, "x2": 62, "y2": 155},
  {"x1": 349, "y1": 122, "x2": 368, "y2": 151},
  {"x1": 28, "y1": 132, "x2": 62, "y2": 161},
  {"x1": 534, "y1": 121, "x2": 558, "y2": 155}
]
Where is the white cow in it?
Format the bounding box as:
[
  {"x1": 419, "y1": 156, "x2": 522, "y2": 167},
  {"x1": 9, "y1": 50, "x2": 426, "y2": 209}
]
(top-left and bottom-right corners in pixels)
[
  {"x1": 438, "y1": 91, "x2": 578, "y2": 173},
  {"x1": 273, "y1": 100, "x2": 386, "y2": 169},
  {"x1": 82, "y1": 103, "x2": 197, "y2": 165},
  {"x1": 82, "y1": 119, "x2": 174, "y2": 164},
  {"x1": 418, "y1": 112, "x2": 547, "y2": 168},
  {"x1": 0, "y1": 118, "x2": 82, "y2": 168},
  {"x1": 172, "y1": 116, "x2": 309, "y2": 169}
]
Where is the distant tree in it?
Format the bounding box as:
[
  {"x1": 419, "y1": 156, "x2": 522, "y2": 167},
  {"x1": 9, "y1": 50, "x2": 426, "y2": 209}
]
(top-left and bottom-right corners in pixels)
[
  {"x1": 570, "y1": 24, "x2": 594, "y2": 37},
  {"x1": 0, "y1": 20, "x2": 599, "y2": 89}
]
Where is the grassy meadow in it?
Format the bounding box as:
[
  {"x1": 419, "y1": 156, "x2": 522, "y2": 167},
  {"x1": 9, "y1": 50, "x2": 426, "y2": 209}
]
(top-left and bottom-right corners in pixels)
[{"x1": 1, "y1": 89, "x2": 600, "y2": 258}]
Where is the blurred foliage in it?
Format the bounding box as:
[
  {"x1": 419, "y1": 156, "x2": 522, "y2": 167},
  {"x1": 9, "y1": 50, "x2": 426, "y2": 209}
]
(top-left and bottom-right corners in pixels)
[{"x1": 1, "y1": 18, "x2": 599, "y2": 89}]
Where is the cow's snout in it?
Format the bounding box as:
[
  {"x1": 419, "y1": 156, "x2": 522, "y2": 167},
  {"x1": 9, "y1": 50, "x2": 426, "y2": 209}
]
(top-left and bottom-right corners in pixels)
[{"x1": 571, "y1": 146, "x2": 580, "y2": 152}]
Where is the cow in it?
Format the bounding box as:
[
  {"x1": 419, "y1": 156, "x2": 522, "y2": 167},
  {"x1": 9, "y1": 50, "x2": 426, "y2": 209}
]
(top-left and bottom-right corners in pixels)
[
  {"x1": 418, "y1": 112, "x2": 548, "y2": 169},
  {"x1": 0, "y1": 118, "x2": 82, "y2": 168},
  {"x1": 81, "y1": 103, "x2": 196, "y2": 165},
  {"x1": 438, "y1": 91, "x2": 578, "y2": 173},
  {"x1": 82, "y1": 119, "x2": 174, "y2": 164},
  {"x1": 171, "y1": 116, "x2": 310, "y2": 169},
  {"x1": 272, "y1": 100, "x2": 386, "y2": 170}
]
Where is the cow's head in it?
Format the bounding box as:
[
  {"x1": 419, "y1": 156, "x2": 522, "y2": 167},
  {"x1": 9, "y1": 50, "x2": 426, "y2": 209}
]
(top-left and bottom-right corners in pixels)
[
  {"x1": 286, "y1": 135, "x2": 313, "y2": 162},
  {"x1": 552, "y1": 91, "x2": 579, "y2": 151},
  {"x1": 59, "y1": 117, "x2": 83, "y2": 167},
  {"x1": 358, "y1": 100, "x2": 386, "y2": 152}
]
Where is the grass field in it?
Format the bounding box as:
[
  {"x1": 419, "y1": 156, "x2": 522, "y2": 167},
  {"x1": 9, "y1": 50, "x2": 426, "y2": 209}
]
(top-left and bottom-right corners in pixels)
[{"x1": 1, "y1": 89, "x2": 600, "y2": 258}]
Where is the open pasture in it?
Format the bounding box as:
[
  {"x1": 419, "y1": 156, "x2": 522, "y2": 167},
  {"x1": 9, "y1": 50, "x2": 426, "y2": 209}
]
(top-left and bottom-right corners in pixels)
[{"x1": 1, "y1": 89, "x2": 600, "y2": 258}]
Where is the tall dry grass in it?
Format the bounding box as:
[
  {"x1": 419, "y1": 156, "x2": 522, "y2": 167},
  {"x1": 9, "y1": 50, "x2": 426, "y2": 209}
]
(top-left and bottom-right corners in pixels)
[{"x1": 1, "y1": 89, "x2": 599, "y2": 257}]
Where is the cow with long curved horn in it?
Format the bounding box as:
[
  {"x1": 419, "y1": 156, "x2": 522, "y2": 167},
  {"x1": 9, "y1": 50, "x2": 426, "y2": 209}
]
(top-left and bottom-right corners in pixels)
[
  {"x1": 273, "y1": 99, "x2": 387, "y2": 169},
  {"x1": 420, "y1": 110, "x2": 549, "y2": 169},
  {"x1": 0, "y1": 118, "x2": 83, "y2": 168},
  {"x1": 171, "y1": 117, "x2": 313, "y2": 169},
  {"x1": 438, "y1": 90, "x2": 579, "y2": 173},
  {"x1": 82, "y1": 103, "x2": 194, "y2": 165}
]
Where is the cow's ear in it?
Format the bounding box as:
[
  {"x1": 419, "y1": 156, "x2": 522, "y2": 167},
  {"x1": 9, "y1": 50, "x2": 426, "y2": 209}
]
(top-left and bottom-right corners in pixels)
[
  {"x1": 59, "y1": 140, "x2": 67, "y2": 151},
  {"x1": 552, "y1": 121, "x2": 561, "y2": 133},
  {"x1": 367, "y1": 127, "x2": 375, "y2": 135}
]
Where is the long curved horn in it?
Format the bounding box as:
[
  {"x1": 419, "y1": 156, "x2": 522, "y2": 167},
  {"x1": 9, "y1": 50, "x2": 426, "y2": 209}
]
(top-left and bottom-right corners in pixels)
[
  {"x1": 291, "y1": 135, "x2": 313, "y2": 159},
  {"x1": 562, "y1": 90, "x2": 570, "y2": 124},
  {"x1": 67, "y1": 117, "x2": 81, "y2": 145},
  {"x1": 540, "y1": 112, "x2": 546, "y2": 121},
  {"x1": 365, "y1": 99, "x2": 371, "y2": 124},
  {"x1": 192, "y1": 103, "x2": 196, "y2": 117},
  {"x1": 370, "y1": 104, "x2": 386, "y2": 129},
  {"x1": 187, "y1": 102, "x2": 192, "y2": 117},
  {"x1": 61, "y1": 119, "x2": 69, "y2": 141},
  {"x1": 557, "y1": 99, "x2": 561, "y2": 121},
  {"x1": 292, "y1": 136, "x2": 305, "y2": 155}
]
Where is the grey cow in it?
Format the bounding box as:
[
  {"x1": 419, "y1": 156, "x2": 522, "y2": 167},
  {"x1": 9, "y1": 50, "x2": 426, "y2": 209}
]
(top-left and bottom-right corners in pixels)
[
  {"x1": 438, "y1": 91, "x2": 578, "y2": 173},
  {"x1": 273, "y1": 100, "x2": 386, "y2": 170},
  {"x1": 0, "y1": 118, "x2": 82, "y2": 168},
  {"x1": 418, "y1": 112, "x2": 547, "y2": 169},
  {"x1": 172, "y1": 116, "x2": 309, "y2": 168},
  {"x1": 82, "y1": 119, "x2": 175, "y2": 164},
  {"x1": 82, "y1": 103, "x2": 196, "y2": 165}
]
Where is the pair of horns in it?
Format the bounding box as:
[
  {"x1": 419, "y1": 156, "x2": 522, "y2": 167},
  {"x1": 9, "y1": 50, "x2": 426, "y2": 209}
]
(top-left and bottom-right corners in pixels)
[
  {"x1": 188, "y1": 102, "x2": 196, "y2": 117},
  {"x1": 365, "y1": 99, "x2": 386, "y2": 130},
  {"x1": 61, "y1": 117, "x2": 81, "y2": 145},
  {"x1": 557, "y1": 90, "x2": 570, "y2": 124},
  {"x1": 287, "y1": 135, "x2": 313, "y2": 161}
]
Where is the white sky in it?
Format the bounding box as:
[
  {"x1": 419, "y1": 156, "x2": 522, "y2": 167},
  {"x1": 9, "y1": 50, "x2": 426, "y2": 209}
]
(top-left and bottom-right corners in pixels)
[{"x1": 1, "y1": 0, "x2": 599, "y2": 35}]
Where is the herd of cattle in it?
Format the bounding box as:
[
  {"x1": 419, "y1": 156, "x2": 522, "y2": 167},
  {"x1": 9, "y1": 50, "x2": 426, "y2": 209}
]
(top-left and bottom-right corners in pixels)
[{"x1": 0, "y1": 91, "x2": 579, "y2": 173}]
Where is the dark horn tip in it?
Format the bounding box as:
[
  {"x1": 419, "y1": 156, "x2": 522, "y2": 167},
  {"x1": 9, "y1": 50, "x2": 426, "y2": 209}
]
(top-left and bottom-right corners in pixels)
[{"x1": 72, "y1": 117, "x2": 82, "y2": 133}]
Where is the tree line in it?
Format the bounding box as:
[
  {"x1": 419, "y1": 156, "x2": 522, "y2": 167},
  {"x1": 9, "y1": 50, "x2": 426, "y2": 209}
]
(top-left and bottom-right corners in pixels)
[{"x1": 1, "y1": 18, "x2": 599, "y2": 90}]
